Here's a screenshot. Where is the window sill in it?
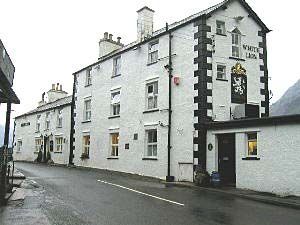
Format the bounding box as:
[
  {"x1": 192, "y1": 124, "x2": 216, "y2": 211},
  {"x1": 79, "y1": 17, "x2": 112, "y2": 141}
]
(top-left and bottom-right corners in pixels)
[
  {"x1": 143, "y1": 109, "x2": 159, "y2": 114},
  {"x1": 242, "y1": 157, "x2": 260, "y2": 160},
  {"x1": 107, "y1": 156, "x2": 119, "y2": 160},
  {"x1": 108, "y1": 115, "x2": 120, "y2": 119},
  {"x1": 82, "y1": 120, "x2": 91, "y2": 124},
  {"x1": 35, "y1": 131, "x2": 40, "y2": 133},
  {"x1": 53, "y1": 151, "x2": 62, "y2": 154},
  {"x1": 80, "y1": 155, "x2": 89, "y2": 159},
  {"x1": 216, "y1": 78, "x2": 228, "y2": 82},
  {"x1": 56, "y1": 126, "x2": 62, "y2": 129},
  {"x1": 85, "y1": 84, "x2": 92, "y2": 87},
  {"x1": 34, "y1": 151, "x2": 39, "y2": 154},
  {"x1": 44, "y1": 129, "x2": 49, "y2": 131},
  {"x1": 216, "y1": 33, "x2": 227, "y2": 37},
  {"x1": 229, "y1": 56, "x2": 246, "y2": 61},
  {"x1": 147, "y1": 61, "x2": 158, "y2": 66},
  {"x1": 111, "y1": 74, "x2": 121, "y2": 78},
  {"x1": 15, "y1": 151, "x2": 21, "y2": 153},
  {"x1": 142, "y1": 157, "x2": 158, "y2": 161}
]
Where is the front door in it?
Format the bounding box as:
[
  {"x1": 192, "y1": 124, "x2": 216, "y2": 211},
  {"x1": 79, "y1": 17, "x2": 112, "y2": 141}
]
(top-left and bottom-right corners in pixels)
[{"x1": 218, "y1": 134, "x2": 236, "y2": 185}]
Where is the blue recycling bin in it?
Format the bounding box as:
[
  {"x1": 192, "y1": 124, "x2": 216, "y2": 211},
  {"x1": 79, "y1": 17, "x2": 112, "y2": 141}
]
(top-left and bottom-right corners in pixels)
[{"x1": 211, "y1": 171, "x2": 221, "y2": 187}]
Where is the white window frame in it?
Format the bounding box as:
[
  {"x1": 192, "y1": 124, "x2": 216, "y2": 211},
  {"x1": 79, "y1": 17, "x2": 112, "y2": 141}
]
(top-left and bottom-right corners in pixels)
[
  {"x1": 83, "y1": 98, "x2": 92, "y2": 121},
  {"x1": 232, "y1": 28, "x2": 241, "y2": 58},
  {"x1": 36, "y1": 115, "x2": 41, "y2": 132},
  {"x1": 146, "y1": 81, "x2": 158, "y2": 110},
  {"x1": 110, "y1": 133, "x2": 119, "y2": 157},
  {"x1": 35, "y1": 138, "x2": 42, "y2": 152},
  {"x1": 113, "y1": 56, "x2": 121, "y2": 77},
  {"x1": 145, "y1": 129, "x2": 157, "y2": 158},
  {"x1": 216, "y1": 20, "x2": 226, "y2": 35},
  {"x1": 217, "y1": 64, "x2": 226, "y2": 80},
  {"x1": 45, "y1": 112, "x2": 50, "y2": 130},
  {"x1": 16, "y1": 139, "x2": 22, "y2": 152},
  {"x1": 247, "y1": 133, "x2": 258, "y2": 157},
  {"x1": 85, "y1": 68, "x2": 92, "y2": 86},
  {"x1": 55, "y1": 136, "x2": 63, "y2": 152},
  {"x1": 110, "y1": 91, "x2": 121, "y2": 116},
  {"x1": 82, "y1": 134, "x2": 90, "y2": 157},
  {"x1": 57, "y1": 109, "x2": 63, "y2": 128},
  {"x1": 148, "y1": 41, "x2": 159, "y2": 64}
]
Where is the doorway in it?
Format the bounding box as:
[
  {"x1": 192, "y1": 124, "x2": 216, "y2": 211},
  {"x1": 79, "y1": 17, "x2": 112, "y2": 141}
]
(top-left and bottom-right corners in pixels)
[{"x1": 218, "y1": 133, "x2": 236, "y2": 185}]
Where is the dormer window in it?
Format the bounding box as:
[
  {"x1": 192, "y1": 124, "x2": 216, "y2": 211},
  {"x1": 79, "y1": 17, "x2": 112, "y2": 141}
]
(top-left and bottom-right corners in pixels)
[{"x1": 232, "y1": 28, "x2": 241, "y2": 58}]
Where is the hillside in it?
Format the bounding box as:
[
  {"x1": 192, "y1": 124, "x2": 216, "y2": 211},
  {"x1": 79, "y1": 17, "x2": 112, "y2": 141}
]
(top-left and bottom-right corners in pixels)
[{"x1": 270, "y1": 79, "x2": 300, "y2": 116}]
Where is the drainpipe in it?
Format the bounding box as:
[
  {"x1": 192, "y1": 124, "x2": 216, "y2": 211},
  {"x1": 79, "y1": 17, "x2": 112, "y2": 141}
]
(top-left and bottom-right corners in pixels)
[
  {"x1": 68, "y1": 74, "x2": 76, "y2": 165},
  {"x1": 166, "y1": 23, "x2": 174, "y2": 182}
]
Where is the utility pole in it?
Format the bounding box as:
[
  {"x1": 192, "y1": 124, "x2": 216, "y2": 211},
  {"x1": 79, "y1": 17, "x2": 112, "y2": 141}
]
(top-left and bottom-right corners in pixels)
[{"x1": 166, "y1": 23, "x2": 174, "y2": 182}]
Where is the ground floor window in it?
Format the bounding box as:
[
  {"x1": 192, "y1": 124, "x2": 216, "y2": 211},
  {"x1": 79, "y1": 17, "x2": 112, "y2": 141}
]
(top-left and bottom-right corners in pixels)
[
  {"x1": 82, "y1": 134, "x2": 90, "y2": 158},
  {"x1": 55, "y1": 137, "x2": 63, "y2": 152},
  {"x1": 17, "y1": 139, "x2": 22, "y2": 152},
  {"x1": 247, "y1": 133, "x2": 257, "y2": 156},
  {"x1": 35, "y1": 138, "x2": 42, "y2": 152},
  {"x1": 146, "y1": 129, "x2": 157, "y2": 157},
  {"x1": 110, "y1": 133, "x2": 119, "y2": 157}
]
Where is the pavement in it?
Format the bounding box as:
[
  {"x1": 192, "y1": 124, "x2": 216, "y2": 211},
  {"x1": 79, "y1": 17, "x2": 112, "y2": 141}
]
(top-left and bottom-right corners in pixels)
[{"x1": 0, "y1": 161, "x2": 299, "y2": 225}]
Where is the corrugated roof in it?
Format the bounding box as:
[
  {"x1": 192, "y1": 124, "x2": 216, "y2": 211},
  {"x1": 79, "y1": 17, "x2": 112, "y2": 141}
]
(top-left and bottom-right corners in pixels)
[{"x1": 15, "y1": 95, "x2": 72, "y2": 118}]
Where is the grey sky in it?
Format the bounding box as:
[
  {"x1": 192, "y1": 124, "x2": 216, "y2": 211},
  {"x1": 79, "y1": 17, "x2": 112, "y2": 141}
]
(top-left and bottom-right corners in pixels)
[{"x1": 0, "y1": 0, "x2": 299, "y2": 125}]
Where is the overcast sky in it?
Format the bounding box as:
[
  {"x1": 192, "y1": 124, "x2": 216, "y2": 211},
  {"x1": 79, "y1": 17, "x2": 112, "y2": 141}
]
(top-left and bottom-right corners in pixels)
[{"x1": 0, "y1": 0, "x2": 299, "y2": 125}]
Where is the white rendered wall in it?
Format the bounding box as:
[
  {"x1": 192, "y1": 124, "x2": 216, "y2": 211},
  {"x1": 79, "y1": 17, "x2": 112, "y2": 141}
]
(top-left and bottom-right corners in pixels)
[
  {"x1": 13, "y1": 105, "x2": 71, "y2": 165},
  {"x1": 74, "y1": 23, "x2": 196, "y2": 181},
  {"x1": 207, "y1": 124, "x2": 300, "y2": 197}
]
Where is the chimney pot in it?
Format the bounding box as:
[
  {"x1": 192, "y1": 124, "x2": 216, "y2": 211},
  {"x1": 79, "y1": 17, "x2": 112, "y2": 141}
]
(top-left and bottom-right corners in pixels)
[
  {"x1": 60, "y1": 85, "x2": 62, "y2": 91},
  {"x1": 104, "y1": 32, "x2": 108, "y2": 39},
  {"x1": 117, "y1": 37, "x2": 121, "y2": 44},
  {"x1": 109, "y1": 34, "x2": 113, "y2": 41},
  {"x1": 52, "y1": 84, "x2": 55, "y2": 90}
]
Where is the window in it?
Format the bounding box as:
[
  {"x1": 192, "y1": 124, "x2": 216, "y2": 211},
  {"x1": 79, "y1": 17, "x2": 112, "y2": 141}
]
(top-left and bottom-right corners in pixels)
[
  {"x1": 35, "y1": 138, "x2": 42, "y2": 152},
  {"x1": 45, "y1": 112, "x2": 50, "y2": 130},
  {"x1": 83, "y1": 99, "x2": 91, "y2": 121},
  {"x1": 146, "y1": 81, "x2": 158, "y2": 110},
  {"x1": 148, "y1": 41, "x2": 158, "y2": 64},
  {"x1": 232, "y1": 28, "x2": 241, "y2": 58},
  {"x1": 146, "y1": 129, "x2": 157, "y2": 157},
  {"x1": 217, "y1": 65, "x2": 226, "y2": 79},
  {"x1": 85, "y1": 68, "x2": 92, "y2": 86},
  {"x1": 247, "y1": 133, "x2": 257, "y2": 156},
  {"x1": 113, "y1": 56, "x2": 121, "y2": 77},
  {"x1": 110, "y1": 133, "x2": 119, "y2": 157},
  {"x1": 57, "y1": 109, "x2": 63, "y2": 128},
  {"x1": 216, "y1": 21, "x2": 226, "y2": 35},
  {"x1": 36, "y1": 115, "x2": 41, "y2": 132},
  {"x1": 82, "y1": 135, "x2": 90, "y2": 157},
  {"x1": 17, "y1": 140, "x2": 22, "y2": 152},
  {"x1": 111, "y1": 91, "x2": 120, "y2": 116},
  {"x1": 55, "y1": 137, "x2": 63, "y2": 152}
]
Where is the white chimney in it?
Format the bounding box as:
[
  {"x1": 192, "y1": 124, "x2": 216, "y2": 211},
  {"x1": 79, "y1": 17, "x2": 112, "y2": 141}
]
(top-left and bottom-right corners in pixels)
[
  {"x1": 99, "y1": 32, "x2": 123, "y2": 59},
  {"x1": 47, "y1": 83, "x2": 68, "y2": 103},
  {"x1": 137, "y1": 6, "x2": 154, "y2": 42}
]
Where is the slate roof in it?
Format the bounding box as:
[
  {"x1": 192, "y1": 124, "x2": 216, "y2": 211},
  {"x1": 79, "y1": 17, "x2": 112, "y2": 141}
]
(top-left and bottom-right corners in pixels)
[
  {"x1": 15, "y1": 95, "x2": 72, "y2": 119},
  {"x1": 73, "y1": 0, "x2": 270, "y2": 75}
]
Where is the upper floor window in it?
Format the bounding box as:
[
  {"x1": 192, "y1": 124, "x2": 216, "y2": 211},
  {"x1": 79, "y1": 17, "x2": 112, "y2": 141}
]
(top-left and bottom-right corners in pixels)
[
  {"x1": 216, "y1": 21, "x2": 226, "y2": 35},
  {"x1": 217, "y1": 64, "x2": 226, "y2": 80},
  {"x1": 45, "y1": 112, "x2": 50, "y2": 130},
  {"x1": 148, "y1": 41, "x2": 158, "y2": 64},
  {"x1": 146, "y1": 81, "x2": 158, "y2": 110},
  {"x1": 83, "y1": 98, "x2": 91, "y2": 121},
  {"x1": 36, "y1": 115, "x2": 41, "y2": 132},
  {"x1": 16, "y1": 139, "x2": 22, "y2": 152},
  {"x1": 146, "y1": 129, "x2": 157, "y2": 157},
  {"x1": 232, "y1": 28, "x2": 241, "y2": 58},
  {"x1": 85, "y1": 68, "x2": 92, "y2": 86},
  {"x1": 110, "y1": 133, "x2": 119, "y2": 157},
  {"x1": 113, "y1": 56, "x2": 121, "y2": 77},
  {"x1": 57, "y1": 109, "x2": 63, "y2": 128},
  {"x1": 247, "y1": 133, "x2": 257, "y2": 156},
  {"x1": 111, "y1": 91, "x2": 120, "y2": 116}
]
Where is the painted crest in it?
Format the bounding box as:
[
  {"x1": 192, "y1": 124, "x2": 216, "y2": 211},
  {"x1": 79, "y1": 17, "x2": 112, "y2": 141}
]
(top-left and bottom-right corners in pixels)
[{"x1": 231, "y1": 63, "x2": 246, "y2": 76}]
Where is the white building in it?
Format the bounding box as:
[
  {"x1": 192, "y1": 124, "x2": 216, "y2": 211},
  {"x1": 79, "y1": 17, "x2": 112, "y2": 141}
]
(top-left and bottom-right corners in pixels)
[
  {"x1": 14, "y1": 83, "x2": 72, "y2": 165},
  {"x1": 72, "y1": 0, "x2": 270, "y2": 181}
]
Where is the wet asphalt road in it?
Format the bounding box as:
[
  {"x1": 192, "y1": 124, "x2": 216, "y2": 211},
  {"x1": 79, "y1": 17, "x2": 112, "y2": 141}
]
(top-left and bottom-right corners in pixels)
[{"x1": 14, "y1": 162, "x2": 300, "y2": 225}]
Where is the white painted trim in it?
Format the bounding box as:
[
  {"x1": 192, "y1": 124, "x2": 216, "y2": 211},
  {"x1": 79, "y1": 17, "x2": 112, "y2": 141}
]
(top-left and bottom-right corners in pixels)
[
  {"x1": 145, "y1": 76, "x2": 159, "y2": 83},
  {"x1": 110, "y1": 85, "x2": 122, "y2": 91},
  {"x1": 83, "y1": 95, "x2": 92, "y2": 99},
  {"x1": 82, "y1": 130, "x2": 90, "y2": 134},
  {"x1": 144, "y1": 122, "x2": 158, "y2": 127},
  {"x1": 55, "y1": 133, "x2": 63, "y2": 136},
  {"x1": 108, "y1": 126, "x2": 120, "y2": 131}
]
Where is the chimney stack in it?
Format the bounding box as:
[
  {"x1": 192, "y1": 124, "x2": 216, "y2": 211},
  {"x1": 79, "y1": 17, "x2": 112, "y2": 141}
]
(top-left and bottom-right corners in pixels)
[
  {"x1": 109, "y1": 34, "x2": 113, "y2": 41},
  {"x1": 104, "y1": 32, "x2": 108, "y2": 39},
  {"x1": 52, "y1": 84, "x2": 55, "y2": 90},
  {"x1": 98, "y1": 32, "x2": 123, "y2": 58},
  {"x1": 137, "y1": 6, "x2": 155, "y2": 42}
]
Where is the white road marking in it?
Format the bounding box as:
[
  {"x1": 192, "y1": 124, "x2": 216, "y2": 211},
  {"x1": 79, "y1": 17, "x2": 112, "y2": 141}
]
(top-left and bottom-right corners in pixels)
[{"x1": 97, "y1": 179, "x2": 184, "y2": 207}]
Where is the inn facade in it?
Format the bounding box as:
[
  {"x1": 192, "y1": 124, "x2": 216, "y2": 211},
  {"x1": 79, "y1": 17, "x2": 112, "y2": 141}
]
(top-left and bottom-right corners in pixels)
[{"x1": 13, "y1": 84, "x2": 72, "y2": 165}]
